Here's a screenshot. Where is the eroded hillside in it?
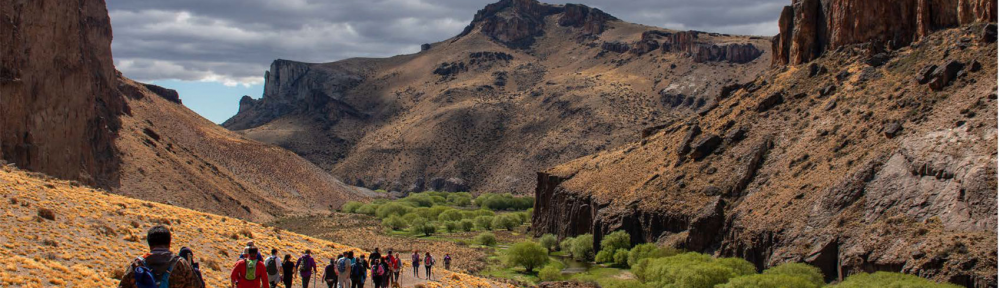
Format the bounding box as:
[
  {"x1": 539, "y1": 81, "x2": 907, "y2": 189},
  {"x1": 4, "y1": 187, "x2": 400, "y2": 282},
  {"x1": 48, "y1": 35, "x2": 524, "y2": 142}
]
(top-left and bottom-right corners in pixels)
[
  {"x1": 0, "y1": 164, "x2": 508, "y2": 288},
  {"x1": 533, "y1": 10, "x2": 997, "y2": 288},
  {"x1": 224, "y1": 0, "x2": 772, "y2": 194}
]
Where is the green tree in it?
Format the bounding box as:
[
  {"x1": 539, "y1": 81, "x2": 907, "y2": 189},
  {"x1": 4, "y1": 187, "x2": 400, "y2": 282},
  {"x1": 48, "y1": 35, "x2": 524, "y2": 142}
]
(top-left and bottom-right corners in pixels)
[
  {"x1": 569, "y1": 234, "x2": 594, "y2": 261},
  {"x1": 831, "y1": 272, "x2": 963, "y2": 288},
  {"x1": 538, "y1": 234, "x2": 558, "y2": 253},
  {"x1": 632, "y1": 252, "x2": 755, "y2": 288},
  {"x1": 376, "y1": 202, "x2": 413, "y2": 219},
  {"x1": 474, "y1": 215, "x2": 494, "y2": 231},
  {"x1": 600, "y1": 231, "x2": 632, "y2": 254},
  {"x1": 383, "y1": 215, "x2": 407, "y2": 231},
  {"x1": 505, "y1": 241, "x2": 549, "y2": 272},
  {"x1": 627, "y1": 243, "x2": 676, "y2": 268},
  {"x1": 409, "y1": 217, "x2": 436, "y2": 236},
  {"x1": 538, "y1": 262, "x2": 565, "y2": 281},
  {"x1": 720, "y1": 262, "x2": 825, "y2": 288},
  {"x1": 357, "y1": 203, "x2": 380, "y2": 216},
  {"x1": 444, "y1": 221, "x2": 460, "y2": 233},
  {"x1": 475, "y1": 232, "x2": 497, "y2": 246},
  {"x1": 341, "y1": 201, "x2": 363, "y2": 213},
  {"x1": 612, "y1": 248, "x2": 629, "y2": 267},
  {"x1": 493, "y1": 214, "x2": 520, "y2": 231}
]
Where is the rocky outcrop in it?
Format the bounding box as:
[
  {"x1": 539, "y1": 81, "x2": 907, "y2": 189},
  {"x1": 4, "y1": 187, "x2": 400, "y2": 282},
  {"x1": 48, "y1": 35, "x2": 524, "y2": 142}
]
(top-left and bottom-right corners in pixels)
[
  {"x1": 222, "y1": 59, "x2": 366, "y2": 130},
  {"x1": 773, "y1": 0, "x2": 998, "y2": 65},
  {"x1": 459, "y1": 0, "x2": 613, "y2": 48},
  {"x1": 601, "y1": 42, "x2": 630, "y2": 53},
  {"x1": 637, "y1": 30, "x2": 762, "y2": 63},
  {"x1": 693, "y1": 43, "x2": 764, "y2": 63},
  {"x1": 1, "y1": 0, "x2": 127, "y2": 188},
  {"x1": 141, "y1": 83, "x2": 182, "y2": 104}
]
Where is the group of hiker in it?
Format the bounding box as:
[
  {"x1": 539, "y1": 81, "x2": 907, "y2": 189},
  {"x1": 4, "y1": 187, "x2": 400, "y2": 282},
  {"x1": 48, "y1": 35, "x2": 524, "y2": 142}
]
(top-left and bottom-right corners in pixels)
[{"x1": 117, "y1": 225, "x2": 454, "y2": 288}]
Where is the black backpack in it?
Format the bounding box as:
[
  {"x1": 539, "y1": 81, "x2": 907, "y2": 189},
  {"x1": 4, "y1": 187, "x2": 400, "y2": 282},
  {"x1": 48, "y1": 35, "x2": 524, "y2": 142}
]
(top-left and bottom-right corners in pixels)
[{"x1": 265, "y1": 256, "x2": 279, "y2": 275}]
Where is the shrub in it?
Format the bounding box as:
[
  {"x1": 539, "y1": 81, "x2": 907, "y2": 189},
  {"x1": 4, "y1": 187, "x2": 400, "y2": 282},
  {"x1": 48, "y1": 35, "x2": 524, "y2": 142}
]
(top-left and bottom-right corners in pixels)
[
  {"x1": 628, "y1": 243, "x2": 677, "y2": 268},
  {"x1": 383, "y1": 215, "x2": 407, "y2": 231},
  {"x1": 475, "y1": 232, "x2": 497, "y2": 246},
  {"x1": 719, "y1": 274, "x2": 822, "y2": 288},
  {"x1": 633, "y1": 252, "x2": 755, "y2": 288},
  {"x1": 568, "y1": 234, "x2": 594, "y2": 261},
  {"x1": 613, "y1": 248, "x2": 630, "y2": 267},
  {"x1": 444, "y1": 221, "x2": 460, "y2": 233},
  {"x1": 438, "y1": 209, "x2": 463, "y2": 222},
  {"x1": 459, "y1": 219, "x2": 475, "y2": 232},
  {"x1": 763, "y1": 262, "x2": 825, "y2": 286},
  {"x1": 402, "y1": 212, "x2": 421, "y2": 224},
  {"x1": 492, "y1": 214, "x2": 520, "y2": 231},
  {"x1": 560, "y1": 238, "x2": 574, "y2": 252},
  {"x1": 37, "y1": 208, "x2": 55, "y2": 221},
  {"x1": 474, "y1": 216, "x2": 494, "y2": 231},
  {"x1": 357, "y1": 203, "x2": 380, "y2": 216},
  {"x1": 417, "y1": 205, "x2": 450, "y2": 220},
  {"x1": 600, "y1": 279, "x2": 649, "y2": 288},
  {"x1": 341, "y1": 201, "x2": 363, "y2": 213},
  {"x1": 600, "y1": 231, "x2": 632, "y2": 254},
  {"x1": 504, "y1": 241, "x2": 549, "y2": 272},
  {"x1": 596, "y1": 250, "x2": 614, "y2": 263},
  {"x1": 376, "y1": 202, "x2": 412, "y2": 219},
  {"x1": 538, "y1": 262, "x2": 565, "y2": 281},
  {"x1": 539, "y1": 234, "x2": 558, "y2": 253},
  {"x1": 410, "y1": 219, "x2": 436, "y2": 236},
  {"x1": 474, "y1": 193, "x2": 534, "y2": 211},
  {"x1": 513, "y1": 211, "x2": 530, "y2": 224},
  {"x1": 447, "y1": 193, "x2": 472, "y2": 206},
  {"x1": 831, "y1": 271, "x2": 963, "y2": 288}
]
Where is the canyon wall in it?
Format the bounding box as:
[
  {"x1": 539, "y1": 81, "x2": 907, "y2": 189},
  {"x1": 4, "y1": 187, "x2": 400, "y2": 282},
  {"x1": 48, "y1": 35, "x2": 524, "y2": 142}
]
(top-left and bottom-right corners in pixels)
[
  {"x1": 0, "y1": 0, "x2": 127, "y2": 188},
  {"x1": 773, "y1": 0, "x2": 998, "y2": 65}
]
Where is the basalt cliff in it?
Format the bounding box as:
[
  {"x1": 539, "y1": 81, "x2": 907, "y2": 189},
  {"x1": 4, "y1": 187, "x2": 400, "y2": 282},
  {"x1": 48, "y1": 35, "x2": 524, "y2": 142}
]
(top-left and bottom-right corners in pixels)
[
  {"x1": 224, "y1": 0, "x2": 770, "y2": 194},
  {"x1": 1, "y1": 0, "x2": 370, "y2": 221},
  {"x1": 534, "y1": 0, "x2": 997, "y2": 287}
]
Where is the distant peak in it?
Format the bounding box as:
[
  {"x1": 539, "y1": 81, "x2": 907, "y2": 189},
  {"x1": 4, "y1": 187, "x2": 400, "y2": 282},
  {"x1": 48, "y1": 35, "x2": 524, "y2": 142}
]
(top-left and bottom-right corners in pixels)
[{"x1": 459, "y1": 0, "x2": 616, "y2": 48}]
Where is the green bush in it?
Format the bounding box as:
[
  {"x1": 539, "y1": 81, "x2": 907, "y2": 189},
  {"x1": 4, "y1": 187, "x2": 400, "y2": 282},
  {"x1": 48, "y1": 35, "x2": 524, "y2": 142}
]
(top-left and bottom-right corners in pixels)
[
  {"x1": 376, "y1": 202, "x2": 412, "y2": 219},
  {"x1": 719, "y1": 274, "x2": 822, "y2": 288},
  {"x1": 762, "y1": 262, "x2": 824, "y2": 286},
  {"x1": 474, "y1": 193, "x2": 534, "y2": 211},
  {"x1": 402, "y1": 193, "x2": 437, "y2": 207},
  {"x1": 418, "y1": 205, "x2": 450, "y2": 220},
  {"x1": 831, "y1": 272, "x2": 963, "y2": 288},
  {"x1": 474, "y1": 215, "x2": 494, "y2": 231},
  {"x1": 513, "y1": 211, "x2": 530, "y2": 224},
  {"x1": 459, "y1": 219, "x2": 475, "y2": 231},
  {"x1": 600, "y1": 231, "x2": 632, "y2": 254},
  {"x1": 560, "y1": 238, "x2": 574, "y2": 252},
  {"x1": 341, "y1": 201, "x2": 363, "y2": 213},
  {"x1": 716, "y1": 257, "x2": 757, "y2": 276},
  {"x1": 492, "y1": 214, "x2": 520, "y2": 231},
  {"x1": 599, "y1": 279, "x2": 648, "y2": 288},
  {"x1": 409, "y1": 217, "x2": 436, "y2": 236},
  {"x1": 595, "y1": 249, "x2": 614, "y2": 263},
  {"x1": 475, "y1": 232, "x2": 497, "y2": 246},
  {"x1": 538, "y1": 234, "x2": 558, "y2": 253},
  {"x1": 504, "y1": 241, "x2": 549, "y2": 272},
  {"x1": 627, "y1": 243, "x2": 677, "y2": 268},
  {"x1": 632, "y1": 252, "x2": 754, "y2": 288},
  {"x1": 357, "y1": 203, "x2": 380, "y2": 216},
  {"x1": 383, "y1": 215, "x2": 407, "y2": 230},
  {"x1": 444, "y1": 221, "x2": 460, "y2": 233},
  {"x1": 447, "y1": 193, "x2": 472, "y2": 206},
  {"x1": 538, "y1": 262, "x2": 565, "y2": 281},
  {"x1": 401, "y1": 212, "x2": 421, "y2": 224},
  {"x1": 613, "y1": 248, "x2": 629, "y2": 267},
  {"x1": 438, "y1": 209, "x2": 463, "y2": 222},
  {"x1": 568, "y1": 234, "x2": 594, "y2": 261}
]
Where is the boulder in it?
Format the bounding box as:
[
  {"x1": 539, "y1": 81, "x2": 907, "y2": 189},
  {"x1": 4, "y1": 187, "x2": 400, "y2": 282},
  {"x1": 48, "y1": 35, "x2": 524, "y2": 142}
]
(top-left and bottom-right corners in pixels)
[
  {"x1": 676, "y1": 125, "x2": 702, "y2": 156},
  {"x1": 883, "y1": 122, "x2": 903, "y2": 138},
  {"x1": 420, "y1": 43, "x2": 432, "y2": 51},
  {"x1": 689, "y1": 134, "x2": 723, "y2": 161},
  {"x1": 916, "y1": 65, "x2": 938, "y2": 84},
  {"x1": 756, "y1": 92, "x2": 785, "y2": 112},
  {"x1": 981, "y1": 23, "x2": 997, "y2": 43},
  {"x1": 928, "y1": 60, "x2": 965, "y2": 91}
]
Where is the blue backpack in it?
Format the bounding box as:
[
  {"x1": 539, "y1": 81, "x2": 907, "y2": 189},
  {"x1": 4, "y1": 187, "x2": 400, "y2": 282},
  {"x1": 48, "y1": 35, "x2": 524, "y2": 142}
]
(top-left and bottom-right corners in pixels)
[{"x1": 134, "y1": 256, "x2": 180, "y2": 288}]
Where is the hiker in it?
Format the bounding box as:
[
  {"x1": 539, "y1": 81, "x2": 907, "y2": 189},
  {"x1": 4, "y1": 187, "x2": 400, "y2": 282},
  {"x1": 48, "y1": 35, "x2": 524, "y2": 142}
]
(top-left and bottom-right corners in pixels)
[
  {"x1": 411, "y1": 251, "x2": 421, "y2": 278},
  {"x1": 179, "y1": 247, "x2": 206, "y2": 287},
  {"x1": 369, "y1": 248, "x2": 382, "y2": 265},
  {"x1": 337, "y1": 252, "x2": 352, "y2": 288},
  {"x1": 295, "y1": 250, "x2": 318, "y2": 288},
  {"x1": 117, "y1": 225, "x2": 203, "y2": 288},
  {"x1": 323, "y1": 258, "x2": 337, "y2": 288},
  {"x1": 350, "y1": 254, "x2": 368, "y2": 288},
  {"x1": 443, "y1": 253, "x2": 452, "y2": 270},
  {"x1": 230, "y1": 247, "x2": 269, "y2": 288},
  {"x1": 388, "y1": 252, "x2": 401, "y2": 285},
  {"x1": 240, "y1": 241, "x2": 264, "y2": 261},
  {"x1": 265, "y1": 249, "x2": 282, "y2": 288},
  {"x1": 379, "y1": 256, "x2": 391, "y2": 287},
  {"x1": 281, "y1": 255, "x2": 295, "y2": 288},
  {"x1": 424, "y1": 252, "x2": 435, "y2": 281},
  {"x1": 370, "y1": 257, "x2": 385, "y2": 288}
]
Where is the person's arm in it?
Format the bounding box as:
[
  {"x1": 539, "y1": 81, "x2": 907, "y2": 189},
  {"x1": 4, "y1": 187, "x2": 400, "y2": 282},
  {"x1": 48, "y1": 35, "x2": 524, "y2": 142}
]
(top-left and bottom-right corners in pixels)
[
  {"x1": 261, "y1": 266, "x2": 270, "y2": 288},
  {"x1": 117, "y1": 262, "x2": 136, "y2": 288},
  {"x1": 230, "y1": 261, "x2": 242, "y2": 288}
]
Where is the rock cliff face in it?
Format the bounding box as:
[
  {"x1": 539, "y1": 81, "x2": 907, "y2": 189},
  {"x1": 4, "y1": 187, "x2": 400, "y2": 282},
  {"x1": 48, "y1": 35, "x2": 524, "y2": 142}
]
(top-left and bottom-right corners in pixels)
[
  {"x1": 0, "y1": 0, "x2": 127, "y2": 188},
  {"x1": 458, "y1": 0, "x2": 614, "y2": 48},
  {"x1": 638, "y1": 30, "x2": 765, "y2": 63},
  {"x1": 773, "y1": 0, "x2": 998, "y2": 65},
  {"x1": 535, "y1": 24, "x2": 997, "y2": 287}
]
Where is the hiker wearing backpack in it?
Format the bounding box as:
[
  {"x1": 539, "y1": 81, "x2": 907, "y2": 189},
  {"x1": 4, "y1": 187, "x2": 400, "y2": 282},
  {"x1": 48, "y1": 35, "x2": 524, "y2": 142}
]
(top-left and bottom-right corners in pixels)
[
  {"x1": 336, "y1": 252, "x2": 352, "y2": 288},
  {"x1": 179, "y1": 247, "x2": 206, "y2": 288},
  {"x1": 410, "y1": 251, "x2": 420, "y2": 278},
  {"x1": 231, "y1": 247, "x2": 270, "y2": 288},
  {"x1": 323, "y1": 257, "x2": 337, "y2": 288},
  {"x1": 370, "y1": 257, "x2": 387, "y2": 288},
  {"x1": 350, "y1": 254, "x2": 368, "y2": 288},
  {"x1": 281, "y1": 255, "x2": 295, "y2": 288},
  {"x1": 443, "y1": 253, "x2": 452, "y2": 270},
  {"x1": 295, "y1": 250, "x2": 317, "y2": 288},
  {"x1": 265, "y1": 249, "x2": 282, "y2": 288},
  {"x1": 424, "y1": 252, "x2": 435, "y2": 281},
  {"x1": 387, "y1": 252, "x2": 401, "y2": 285},
  {"x1": 240, "y1": 241, "x2": 264, "y2": 261},
  {"x1": 117, "y1": 225, "x2": 203, "y2": 288}
]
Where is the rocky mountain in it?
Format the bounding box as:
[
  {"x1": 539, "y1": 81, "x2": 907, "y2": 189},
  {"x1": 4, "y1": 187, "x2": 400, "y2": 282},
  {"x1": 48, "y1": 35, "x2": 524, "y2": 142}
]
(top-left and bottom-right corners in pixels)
[
  {"x1": 1, "y1": 0, "x2": 371, "y2": 222},
  {"x1": 533, "y1": 1, "x2": 997, "y2": 287},
  {"x1": 224, "y1": 0, "x2": 771, "y2": 194}
]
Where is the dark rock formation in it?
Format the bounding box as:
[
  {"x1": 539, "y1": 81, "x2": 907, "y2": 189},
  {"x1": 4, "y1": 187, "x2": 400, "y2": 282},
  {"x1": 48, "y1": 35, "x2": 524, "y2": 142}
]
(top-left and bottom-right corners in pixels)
[
  {"x1": 558, "y1": 3, "x2": 615, "y2": 35},
  {"x1": 756, "y1": 92, "x2": 785, "y2": 112},
  {"x1": 689, "y1": 134, "x2": 722, "y2": 160},
  {"x1": 693, "y1": 43, "x2": 764, "y2": 64},
  {"x1": 1, "y1": 0, "x2": 127, "y2": 188},
  {"x1": 773, "y1": 0, "x2": 998, "y2": 65},
  {"x1": 459, "y1": 0, "x2": 613, "y2": 48},
  {"x1": 141, "y1": 83, "x2": 182, "y2": 104},
  {"x1": 421, "y1": 43, "x2": 432, "y2": 51},
  {"x1": 601, "y1": 42, "x2": 630, "y2": 53},
  {"x1": 928, "y1": 60, "x2": 966, "y2": 91}
]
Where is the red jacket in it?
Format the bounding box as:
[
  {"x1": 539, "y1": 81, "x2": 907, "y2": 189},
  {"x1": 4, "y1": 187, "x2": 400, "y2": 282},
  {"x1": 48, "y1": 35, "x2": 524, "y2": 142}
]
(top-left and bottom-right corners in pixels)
[{"x1": 231, "y1": 258, "x2": 270, "y2": 288}]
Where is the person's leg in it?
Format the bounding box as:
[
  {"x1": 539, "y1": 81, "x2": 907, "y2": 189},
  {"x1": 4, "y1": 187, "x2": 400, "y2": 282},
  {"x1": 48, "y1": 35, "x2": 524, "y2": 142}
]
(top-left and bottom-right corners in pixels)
[
  {"x1": 302, "y1": 275, "x2": 311, "y2": 288},
  {"x1": 413, "y1": 265, "x2": 419, "y2": 278}
]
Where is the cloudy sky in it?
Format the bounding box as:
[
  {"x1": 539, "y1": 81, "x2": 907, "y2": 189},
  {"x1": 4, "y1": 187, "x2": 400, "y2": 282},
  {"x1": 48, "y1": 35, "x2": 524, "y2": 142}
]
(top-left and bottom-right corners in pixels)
[{"x1": 106, "y1": 0, "x2": 788, "y2": 123}]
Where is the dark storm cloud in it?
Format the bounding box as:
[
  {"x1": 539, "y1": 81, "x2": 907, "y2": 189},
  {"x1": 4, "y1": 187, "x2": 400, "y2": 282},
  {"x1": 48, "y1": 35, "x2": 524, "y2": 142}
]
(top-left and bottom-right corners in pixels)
[{"x1": 106, "y1": 0, "x2": 787, "y2": 86}]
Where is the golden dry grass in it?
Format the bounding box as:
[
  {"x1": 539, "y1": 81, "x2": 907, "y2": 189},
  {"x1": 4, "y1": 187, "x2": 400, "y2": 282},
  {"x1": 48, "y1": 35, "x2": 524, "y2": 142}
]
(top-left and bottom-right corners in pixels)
[{"x1": 0, "y1": 165, "x2": 510, "y2": 288}]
